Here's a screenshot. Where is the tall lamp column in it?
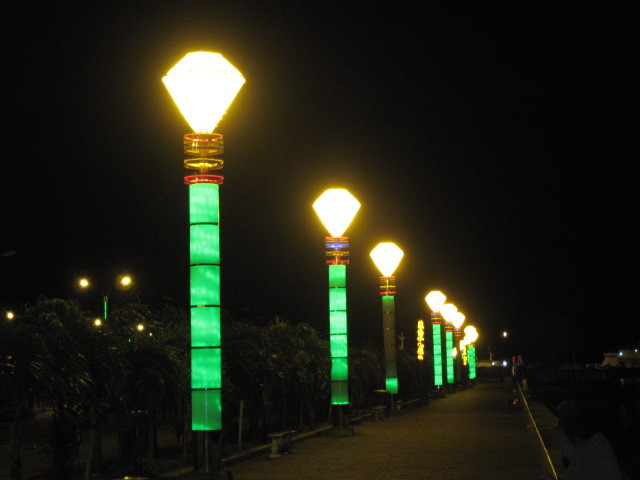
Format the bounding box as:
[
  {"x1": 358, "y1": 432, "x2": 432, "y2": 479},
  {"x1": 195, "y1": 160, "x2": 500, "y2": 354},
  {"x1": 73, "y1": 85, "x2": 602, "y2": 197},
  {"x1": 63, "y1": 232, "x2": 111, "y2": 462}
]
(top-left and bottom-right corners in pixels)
[
  {"x1": 163, "y1": 52, "x2": 245, "y2": 471},
  {"x1": 370, "y1": 242, "x2": 404, "y2": 395},
  {"x1": 313, "y1": 189, "x2": 360, "y2": 425},
  {"x1": 426, "y1": 291, "x2": 447, "y2": 395}
]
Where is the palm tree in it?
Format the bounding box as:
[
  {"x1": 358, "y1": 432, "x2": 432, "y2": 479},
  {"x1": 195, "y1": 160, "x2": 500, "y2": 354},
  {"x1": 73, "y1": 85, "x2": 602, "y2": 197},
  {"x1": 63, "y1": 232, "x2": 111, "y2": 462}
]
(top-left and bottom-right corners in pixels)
[{"x1": 0, "y1": 315, "x2": 52, "y2": 480}]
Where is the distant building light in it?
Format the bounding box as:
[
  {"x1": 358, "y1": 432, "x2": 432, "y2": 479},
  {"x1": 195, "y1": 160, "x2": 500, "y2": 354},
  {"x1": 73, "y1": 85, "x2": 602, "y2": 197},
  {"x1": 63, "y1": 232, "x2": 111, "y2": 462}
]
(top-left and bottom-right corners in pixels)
[
  {"x1": 491, "y1": 361, "x2": 496, "y2": 366},
  {"x1": 618, "y1": 351, "x2": 623, "y2": 357},
  {"x1": 502, "y1": 360, "x2": 508, "y2": 367}
]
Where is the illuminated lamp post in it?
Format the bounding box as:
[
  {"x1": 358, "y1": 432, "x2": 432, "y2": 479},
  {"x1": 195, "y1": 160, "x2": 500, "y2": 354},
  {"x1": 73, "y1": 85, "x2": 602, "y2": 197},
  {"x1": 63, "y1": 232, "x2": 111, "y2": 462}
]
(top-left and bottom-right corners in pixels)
[
  {"x1": 464, "y1": 325, "x2": 479, "y2": 381},
  {"x1": 451, "y1": 311, "x2": 465, "y2": 385},
  {"x1": 313, "y1": 188, "x2": 360, "y2": 428},
  {"x1": 163, "y1": 51, "x2": 245, "y2": 472},
  {"x1": 425, "y1": 291, "x2": 446, "y2": 395},
  {"x1": 370, "y1": 242, "x2": 404, "y2": 397},
  {"x1": 78, "y1": 274, "x2": 133, "y2": 320},
  {"x1": 440, "y1": 303, "x2": 458, "y2": 388}
]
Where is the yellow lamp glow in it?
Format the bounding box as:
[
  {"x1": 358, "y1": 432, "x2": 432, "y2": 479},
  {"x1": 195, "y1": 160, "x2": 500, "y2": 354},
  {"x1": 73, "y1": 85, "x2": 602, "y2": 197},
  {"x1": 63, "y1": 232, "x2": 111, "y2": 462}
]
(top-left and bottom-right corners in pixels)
[
  {"x1": 370, "y1": 242, "x2": 404, "y2": 277},
  {"x1": 425, "y1": 290, "x2": 446, "y2": 312},
  {"x1": 502, "y1": 330, "x2": 509, "y2": 338},
  {"x1": 313, "y1": 188, "x2": 361, "y2": 237},
  {"x1": 94, "y1": 318, "x2": 102, "y2": 327},
  {"x1": 119, "y1": 275, "x2": 132, "y2": 288},
  {"x1": 451, "y1": 311, "x2": 465, "y2": 329},
  {"x1": 464, "y1": 325, "x2": 478, "y2": 343},
  {"x1": 79, "y1": 278, "x2": 90, "y2": 289},
  {"x1": 136, "y1": 323, "x2": 145, "y2": 332},
  {"x1": 452, "y1": 347, "x2": 458, "y2": 358},
  {"x1": 6, "y1": 311, "x2": 14, "y2": 320},
  {"x1": 163, "y1": 52, "x2": 246, "y2": 133},
  {"x1": 440, "y1": 303, "x2": 457, "y2": 323}
]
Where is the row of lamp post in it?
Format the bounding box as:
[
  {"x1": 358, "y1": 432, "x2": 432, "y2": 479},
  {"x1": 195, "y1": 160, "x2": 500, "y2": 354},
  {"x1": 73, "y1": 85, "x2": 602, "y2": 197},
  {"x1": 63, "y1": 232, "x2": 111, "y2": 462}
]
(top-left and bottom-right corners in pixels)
[
  {"x1": 425, "y1": 290, "x2": 479, "y2": 396},
  {"x1": 161, "y1": 50, "x2": 482, "y2": 474}
]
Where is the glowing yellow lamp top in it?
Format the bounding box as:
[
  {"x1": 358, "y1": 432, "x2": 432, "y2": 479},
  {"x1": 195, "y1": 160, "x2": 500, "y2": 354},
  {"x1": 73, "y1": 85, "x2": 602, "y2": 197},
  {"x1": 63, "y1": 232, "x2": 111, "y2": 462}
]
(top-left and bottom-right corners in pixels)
[
  {"x1": 370, "y1": 242, "x2": 404, "y2": 277},
  {"x1": 451, "y1": 311, "x2": 465, "y2": 329},
  {"x1": 440, "y1": 303, "x2": 457, "y2": 323},
  {"x1": 464, "y1": 325, "x2": 478, "y2": 343},
  {"x1": 425, "y1": 290, "x2": 446, "y2": 312},
  {"x1": 163, "y1": 52, "x2": 246, "y2": 133},
  {"x1": 313, "y1": 188, "x2": 361, "y2": 237}
]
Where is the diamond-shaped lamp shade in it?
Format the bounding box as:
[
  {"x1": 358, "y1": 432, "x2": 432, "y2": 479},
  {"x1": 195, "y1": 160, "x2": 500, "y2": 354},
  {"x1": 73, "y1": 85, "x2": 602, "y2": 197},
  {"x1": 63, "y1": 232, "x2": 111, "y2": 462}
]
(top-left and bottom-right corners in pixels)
[
  {"x1": 451, "y1": 311, "x2": 465, "y2": 329},
  {"x1": 464, "y1": 325, "x2": 478, "y2": 343},
  {"x1": 313, "y1": 189, "x2": 361, "y2": 237},
  {"x1": 425, "y1": 290, "x2": 446, "y2": 313},
  {"x1": 440, "y1": 303, "x2": 458, "y2": 323},
  {"x1": 163, "y1": 52, "x2": 245, "y2": 133},
  {"x1": 370, "y1": 242, "x2": 404, "y2": 277}
]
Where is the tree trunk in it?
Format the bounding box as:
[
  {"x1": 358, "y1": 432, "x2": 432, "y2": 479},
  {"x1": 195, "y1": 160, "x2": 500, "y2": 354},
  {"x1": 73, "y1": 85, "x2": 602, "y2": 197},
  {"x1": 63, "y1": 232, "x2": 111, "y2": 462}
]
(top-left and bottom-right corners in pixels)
[
  {"x1": 9, "y1": 404, "x2": 22, "y2": 480},
  {"x1": 84, "y1": 424, "x2": 95, "y2": 480}
]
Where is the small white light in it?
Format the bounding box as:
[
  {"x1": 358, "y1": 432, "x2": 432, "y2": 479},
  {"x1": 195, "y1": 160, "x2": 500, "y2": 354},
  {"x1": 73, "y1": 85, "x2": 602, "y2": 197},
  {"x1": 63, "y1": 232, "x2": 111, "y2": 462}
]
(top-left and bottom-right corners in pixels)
[{"x1": 502, "y1": 360, "x2": 508, "y2": 367}]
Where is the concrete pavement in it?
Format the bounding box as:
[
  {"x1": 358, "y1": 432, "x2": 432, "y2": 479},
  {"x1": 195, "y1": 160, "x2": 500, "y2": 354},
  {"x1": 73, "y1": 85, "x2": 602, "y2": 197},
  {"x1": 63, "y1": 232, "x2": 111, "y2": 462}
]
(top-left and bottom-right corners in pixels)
[{"x1": 219, "y1": 380, "x2": 552, "y2": 480}]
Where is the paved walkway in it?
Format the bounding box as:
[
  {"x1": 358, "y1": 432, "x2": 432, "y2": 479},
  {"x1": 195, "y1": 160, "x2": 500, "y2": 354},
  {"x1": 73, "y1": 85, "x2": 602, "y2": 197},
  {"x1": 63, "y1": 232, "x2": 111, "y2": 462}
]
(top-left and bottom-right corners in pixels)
[{"x1": 224, "y1": 380, "x2": 552, "y2": 480}]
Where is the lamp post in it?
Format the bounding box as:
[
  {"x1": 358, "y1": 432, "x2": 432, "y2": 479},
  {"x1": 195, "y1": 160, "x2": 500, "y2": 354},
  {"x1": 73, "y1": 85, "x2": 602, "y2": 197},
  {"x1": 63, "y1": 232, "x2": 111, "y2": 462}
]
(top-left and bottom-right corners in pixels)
[
  {"x1": 313, "y1": 188, "x2": 360, "y2": 427},
  {"x1": 78, "y1": 274, "x2": 133, "y2": 320},
  {"x1": 464, "y1": 325, "x2": 479, "y2": 381},
  {"x1": 451, "y1": 311, "x2": 465, "y2": 385},
  {"x1": 425, "y1": 291, "x2": 446, "y2": 395},
  {"x1": 163, "y1": 51, "x2": 245, "y2": 472},
  {"x1": 370, "y1": 242, "x2": 404, "y2": 397}
]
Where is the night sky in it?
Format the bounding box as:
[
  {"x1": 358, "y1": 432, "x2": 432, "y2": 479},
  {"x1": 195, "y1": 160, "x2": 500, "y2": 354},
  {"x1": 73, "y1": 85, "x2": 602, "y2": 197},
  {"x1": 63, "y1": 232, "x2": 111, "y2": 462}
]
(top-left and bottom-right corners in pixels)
[{"x1": 2, "y1": 2, "x2": 637, "y2": 364}]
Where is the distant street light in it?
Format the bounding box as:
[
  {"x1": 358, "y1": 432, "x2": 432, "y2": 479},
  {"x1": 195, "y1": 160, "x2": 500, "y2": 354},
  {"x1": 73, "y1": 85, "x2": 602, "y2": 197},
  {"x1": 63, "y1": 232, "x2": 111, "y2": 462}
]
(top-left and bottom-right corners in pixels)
[
  {"x1": 93, "y1": 318, "x2": 102, "y2": 327},
  {"x1": 136, "y1": 323, "x2": 145, "y2": 332},
  {"x1": 78, "y1": 274, "x2": 134, "y2": 320},
  {"x1": 502, "y1": 330, "x2": 509, "y2": 338},
  {"x1": 463, "y1": 325, "x2": 479, "y2": 381},
  {"x1": 313, "y1": 188, "x2": 360, "y2": 427},
  {"x1": 163, "y1": 51, "x2": 245, "y2": 473},
  {"x1": 5, "y1": 311, "x2": 15, "y2": 321},
  {"x1": 370, "y1": 242, "x2": 404, "y2": 396}
]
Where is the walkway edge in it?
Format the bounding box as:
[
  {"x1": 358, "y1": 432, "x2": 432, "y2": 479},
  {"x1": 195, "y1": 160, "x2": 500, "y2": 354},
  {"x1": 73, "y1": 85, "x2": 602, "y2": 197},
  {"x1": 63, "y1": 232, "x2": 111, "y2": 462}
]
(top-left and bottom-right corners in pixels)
[{"x1": 517, "y1": 382, "x2": 562, "y2": 479}]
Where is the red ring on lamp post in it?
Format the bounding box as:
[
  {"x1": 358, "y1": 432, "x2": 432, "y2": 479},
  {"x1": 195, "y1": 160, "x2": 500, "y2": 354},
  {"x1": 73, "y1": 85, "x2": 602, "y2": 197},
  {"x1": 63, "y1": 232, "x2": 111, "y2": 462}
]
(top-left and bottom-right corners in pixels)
[{"x1": 184, "y1": 174, "x2": 224, "y2": 185}]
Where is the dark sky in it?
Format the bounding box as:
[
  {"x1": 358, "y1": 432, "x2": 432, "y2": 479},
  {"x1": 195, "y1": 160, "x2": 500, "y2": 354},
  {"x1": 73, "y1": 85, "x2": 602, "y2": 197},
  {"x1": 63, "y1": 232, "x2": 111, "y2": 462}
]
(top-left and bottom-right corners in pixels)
[{"x1": 2, "y1": 2, "x2": 637, "y2": 364}]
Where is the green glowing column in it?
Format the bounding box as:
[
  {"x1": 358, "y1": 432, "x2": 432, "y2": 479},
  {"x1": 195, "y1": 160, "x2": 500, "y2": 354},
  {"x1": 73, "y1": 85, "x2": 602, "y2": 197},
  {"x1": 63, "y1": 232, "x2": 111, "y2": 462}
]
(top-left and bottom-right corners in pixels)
[
  {"x1": 445, "y1": 326, "x2": 454, "y2": 384},
  {"x1": 190, "y1": 182, "x2": 222, "y2": 430},
  {"x1": 329, "y1": 264, "x2": 349, "y2": 404},
  {"x1": 382, "y1": 295, "x2": 398, "y2": 394},
  {"x1": 431, "y1": 314, "x2": 443, "y2": 387},
  {"x1": 468, "y1": 344, "x2": 477, "y2": 380}
]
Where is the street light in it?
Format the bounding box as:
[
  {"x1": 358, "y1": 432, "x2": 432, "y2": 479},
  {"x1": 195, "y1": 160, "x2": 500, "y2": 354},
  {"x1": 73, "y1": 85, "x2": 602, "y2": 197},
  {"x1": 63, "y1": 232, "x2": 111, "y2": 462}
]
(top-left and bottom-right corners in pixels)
[
  {"x1": 463, "y1": 325, "x2": 479, "y2": 381},
  {"x1": 370, "y1": 242, "x2": 404, "y2": 395},
  {"x1": 440, "y1": 303, "x2": 457, "y2": 386},
  {"x1": 313, "y1": 188, "x2": 360, "y2": 425},
  {"x1": 163, "y1": 52, "x2": 245, "y2": 461},
  {"x1": 425, "y1": 291, "x2": 446, "y2": 392},
  {"x1": 78, "y1": 274, "x2": 134, "y2": 320}
]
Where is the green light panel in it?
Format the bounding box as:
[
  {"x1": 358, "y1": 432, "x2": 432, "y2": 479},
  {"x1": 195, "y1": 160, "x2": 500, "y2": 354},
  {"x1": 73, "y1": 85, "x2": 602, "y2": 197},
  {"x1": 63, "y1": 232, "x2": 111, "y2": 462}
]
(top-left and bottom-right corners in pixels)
[
  {"x1": 189, "y1": 183, "x2": 219, "y2": 224},
  {"x1": 330, "y1": 334, "x2": 348, "y2": 358},
  {"x1": 328, "y1": 264, "x2": 346, "y2": 287},
  {"x1": 191, "y1": 348, "x2": 222, "y2": 389},
  {"x1": 385, "y1": 377, "x2": 398, "y2": 394},
  {"x1": 446, "y1": 330, "x2": 454, "y2": 384},
  {"x1": 190, "y1": 306, "x2": 220, "y2": 347},
  {"x1": 329, "y1": 311, "x2": 347, "y2": 334},
  {"x1": 331, "y1": 357, "x2": 348, "y2": 381},
  {"x1": 328, "y1": 264, "x2": 349, "y2": 405},
  {"x1": 189, "y1": 183, "x2": 221, "y2": 432},
  {"x1": 381, "y1": 295, "x2": 395, "y2": 311},
  {"x1": 432, "y1": 323, "x2": 443, "y2": 386},
  {"x1": 190, "y1": 224, "x2": 220, "y2": 265},
  {"x1": 329, "y1": 288, "x2": 347, "y2": 311},
  {"x1": 192, "y1": 390, "x2": 221, "y2": 430},
  {"x1": 190, "y1": 265, "x2": 220, "y2": 306},
  {"x1": 468, "y1": 345, "x2": 477, "y2": 379},
  {"x1": 331, "y1": 380, "x2": 349, "y2": 405}
]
